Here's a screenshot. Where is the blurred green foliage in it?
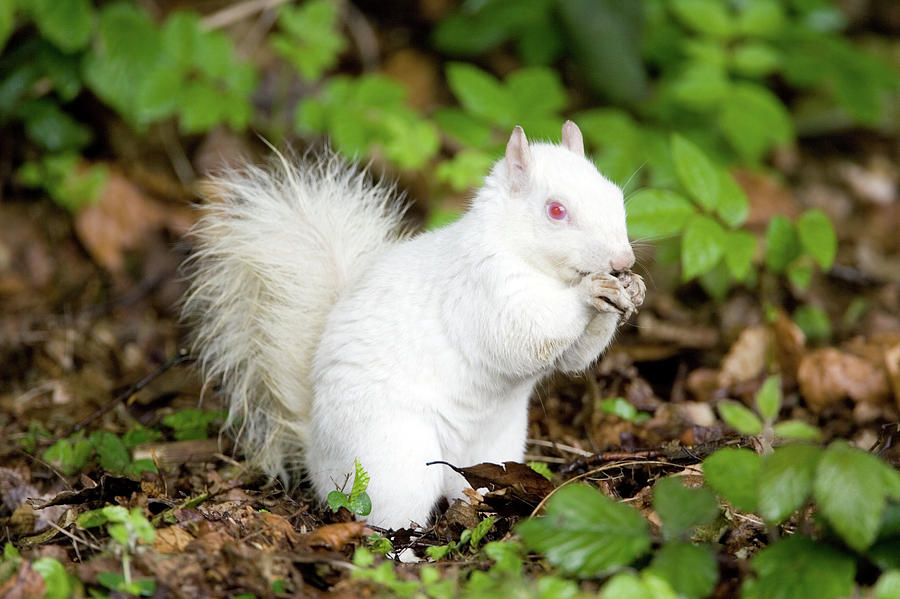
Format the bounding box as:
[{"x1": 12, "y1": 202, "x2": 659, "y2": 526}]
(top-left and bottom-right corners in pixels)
[{"x1": 0, "y1": 0, "x2": 894, "y2": 302}]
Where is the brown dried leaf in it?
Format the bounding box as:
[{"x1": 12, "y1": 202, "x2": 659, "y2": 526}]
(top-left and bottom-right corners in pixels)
[
  {"x1": 0, "y1": 561, "x2": 45, "y2": 599},
  {"x1": 772, "y1": 311, "x2": 806, "y2": 384},
  {"x1": 153, "y1": 525, "x2": 194, "y2": 554},
  {"x1": 74, "y1": 170, "x2": 167, "y2": 272},
  {"x1": 718, "y1": 326, "x2": 772, "y2": 388},
  {"x1": 303, "y1": 521, "x2": 365, "y2": 551},
  {"x1": 798, "y1": 347, "x2": 890, "y2": 411}
]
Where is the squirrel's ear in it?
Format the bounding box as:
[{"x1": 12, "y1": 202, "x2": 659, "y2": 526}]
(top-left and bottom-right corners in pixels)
[
  {"x1": 561, "y1": 120, "x2": 584, "y2": 157},
  {"x1": 506, "y1": 126, "x2": 532, "y2": 193}
]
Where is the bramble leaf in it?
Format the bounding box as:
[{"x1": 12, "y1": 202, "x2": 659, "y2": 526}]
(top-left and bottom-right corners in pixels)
[
  {"x1": 758, "y1": 444, "x2": 822, "y2": 523},
  {"x1": 703, "y1": 448, "x2": 761, "y2": 512},
  {"x1": 517, "y1": 484, "x2": 651, "y2": 577},
  {"x1": 717, "y1": 400, "x2": 763, "y2": 435},
  {"x1": 671, "y1": 134, "x2": 719, "y2": 210}
]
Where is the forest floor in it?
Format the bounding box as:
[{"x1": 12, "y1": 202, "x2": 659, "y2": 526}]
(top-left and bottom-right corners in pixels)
[{"x1": 1, "y1": 126, "x2": 898, "y2": 597}]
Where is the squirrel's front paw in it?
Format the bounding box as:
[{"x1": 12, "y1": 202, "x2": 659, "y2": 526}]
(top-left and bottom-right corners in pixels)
[
  {"x1": 585, "y1": 273, "x2": 636, "y2": 320},
  {"x1": 617, "y1": 271, "x2": 646, "y2": 309}
]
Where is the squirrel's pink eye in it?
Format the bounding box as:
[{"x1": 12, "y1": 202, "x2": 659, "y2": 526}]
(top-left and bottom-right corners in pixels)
[{"x1": 547, "y1": 201, "x2": 567, "y2": 221}]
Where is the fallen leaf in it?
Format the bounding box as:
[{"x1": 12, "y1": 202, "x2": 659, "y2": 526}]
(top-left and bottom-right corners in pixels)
[
  {"x1": 798, "y1": 348, "x2": 890, "y2": 411},
  {"x1": 0, "y1": 560, "x2": 45, "y2": 599},
  {"x1": 154, "y1": 525, "x2": 194, "y2": 554},
  {"x1": 74, "y1": 169, "x2": 168, "y2": 273},
  {"x1": 718, "y1": 326, "x2": 772, "y2": 388},
  {"x1": 303, "y1": 521, "x2": 366, "y2": 551},
  {"x1": 772, "y1": 311, "x2": 806, "y2": 384},
  {"x1": 428, "y1": 461, "x2": 554, "y2": 516}
]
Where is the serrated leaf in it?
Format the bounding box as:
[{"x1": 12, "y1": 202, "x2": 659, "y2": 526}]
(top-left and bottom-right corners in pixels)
[
  {"x1": 814, "y1": 441, "x2": 891, "y2": 551},
  {"x1": 797, "y1": 209, "x2": 837, "y2": 270},
  {"x1": 350, "y1": 458, "x2": 370, "y2": 503},
  {"x1": 671, "y1": 62, "x2": 730, "y2": 111},
  {"x1": 349, "y1": 492, "x2": 372, "y2": 517},
  {"x1": 77, "y1": 509, "x2": 109, "y2": 529},
  {"x1": 517, "y1": 484, "x2": 651, "y2": 577},
  {"x1": 703, "y1": 448, "x2": 761, "y2": 512},
  {"x1": 434, "y1": 108, "x2": 492, "y2": 148},
  {"x1": 446, "y1": 62, "x2": 513, "y2": 125},
  {"x1": 722, "y1": 230, "x2": 756, "y2": 281},
  {"x1": 764, "y1": 215, "x2": 801, "y2": 273},
  {"x1": 470, "y1": 515, "x2": 495, "y2": 548},
  {"x1": 652, "y1": 477, "x2": 719, "y2": 538},
  {"x1": 90, "y1": 431, "x2": 130, "y2": 473},
  {"x1": 717, "y1": 399, "x2": 763, "y2": 435},
  {"x1": 773, "y1": 420, "x2": 821, "y2": 441},
  {"x1": 647, "y1": 542, "x2": 717, "y2": 599},
  {"x1": 681, "y1": 215, "x2": 726, "y2": 280},
  {"x1": 738, "y1": 0, "x2": 785, "y2": 36},
  {"x1": 671, "y1": 134, "x2": 720, "y2": 210},
  {"x1": 758, "y1": 444, "x2": 823, "y2": 523},
  {"x1": 755, "y1": 375, "x2": 782, "y2": 422},
  {"x1": 698, "y1": 259, "x2": 732, "y2": 301},
  {"x1": 749, "y1": 536, "x2": 855, "y2": 599},
  {"x1": 625, "y1": 189, "x2": 696, "y2": 240}
]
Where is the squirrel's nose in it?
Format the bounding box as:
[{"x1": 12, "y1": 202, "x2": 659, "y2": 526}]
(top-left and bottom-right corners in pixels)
[{"x1": 610, "y1": 249, "x2": 635, "y2": 272}]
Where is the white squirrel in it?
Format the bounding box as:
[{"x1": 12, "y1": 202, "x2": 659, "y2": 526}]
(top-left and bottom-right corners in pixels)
[{"x1": 183, "y1": 121, "x2": 645, "y2": 530}]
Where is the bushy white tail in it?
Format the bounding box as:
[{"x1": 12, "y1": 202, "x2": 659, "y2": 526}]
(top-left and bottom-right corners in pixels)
[{"x1": 182, "y1": 151, "x2": 407, "y2": 482}]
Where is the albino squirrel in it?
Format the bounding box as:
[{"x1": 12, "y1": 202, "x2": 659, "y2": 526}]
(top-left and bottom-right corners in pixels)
[{"x1": 183, "y1": 121, "x2": 645, "y2": 530}]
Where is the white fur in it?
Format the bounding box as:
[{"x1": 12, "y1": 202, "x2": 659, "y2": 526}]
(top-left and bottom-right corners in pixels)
[{"x1": 184, "y1": 125, "x2": 633, "y2": 529}]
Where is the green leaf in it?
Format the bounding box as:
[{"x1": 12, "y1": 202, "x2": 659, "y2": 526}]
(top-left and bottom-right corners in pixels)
[
  {"x1": 600, "y1": 571, "x2": 678, "y2": 599},
  {"x1": 748, "y1": 536, "x2": 855, "y2": 599},
  {"x1": 271, "y1": 0, "x2": 345, "y2": 81},
  {"x1": 731, "y1": 42, "x2": 781, "y2": 77},
  {"x1": 698, "y1": 259, "x2": 732, "y2": 301},
  {"x1": 326, "y1": 490, "x2": 350, "y2": 512},
  {"x1": 349, "y1": 492, "x2": 372, "y2": 516},
  {"x1": 797, "y1": 209, "x2": 837, "y2": 270},
  {"x1": 758, "y1": 444, "x2": 823, "y2": 523},
  {"x1": 19, "y1": 99, "x2": 91, "y2": 152},
  {"x1": 721, "y1": 230, "x2": 756, "y2": 282},
  {"x1": 350, "y1": 458, "x2": 370, "y2": 504},
  {"x1": 527, "y1": 461, "x2": 553, "y2": 481},
  {"x1": 446, "y1": 62, "x2": 513, "y2": 125},
  {"x1": 719, "y1": 84, "x2": 794, "y2": 163},
  {"x1": 737, "y1": 0, "x2": 784, "y2": 36},
  {"x1": 647, "y1": 542, "x2": 717, "y2": 599},
  {"x1": 772, "y1": 420, "x2": 822, "y2": 441},
  {"x1": 82, "y1": 3, "x2": 164, "y2": 124},
  {"x1": 670, "y1": 0, "x2": 735, "y2": 38},
  {"x1": 814, "y1": 441, "x2": 892, "y2": 551},
  {"x1": 90, "y1": 431, "x2": 131, "y2": 473},
  {"x1": 599, "y1": 397, "x2": 650, "y2": 423},
  {"x1": 670, "y1": 134, "x2": 719, "y2": 210},
  {"x1": 755, "y1": 375, "x2": 782, "y2": 422},
  {"x1": 625, "y1": 189, "x2": 696, "y2": 240},
  {"x1": 128, "y1": 508, "x2": 156, "y2": 543},
  {"x1": 670, "y1": 62, "x2": 730, "y2": 111},
  {"x1": 703, "y1": 448, "x2": 761, "y2": 512},
  {"x1": 506, "y1": 67, "x2": 567, "y2": 118},
  {"x1": 653, "y1": 477, "x2": 719, "y2": 538},
  {"x1": 558, "y1": 0, "x2": 648, "y2": 104},
  {"x1": 717, "y1": 400, "x2": 762, "y2": 435},
  {"x1": 100, "y1": 505, "x2": 129, "y2": 523},
  {"x1": 30, "y1": 0, "x2": 92, "y2": 52},
  {"x1": 32, "y1": 558, "x2": 72, "y2": 599},
  {"x1": 470, "y1": 516, "x2": 495, "y2": 548},
  {"x1": 874, "y1": 570, "x2": 900, "y2": 599},
  {"x1": 517, "y1": 484, "x2": 651, "y2": 577},
  {"x1": 436, "y1": 150, "x2": 495, "y2": 192},
  {"x1": 764, "y1": 215, "x2": 801, "y2": 273},
  {"x1": 136, "y1": 67, "x2": 182, "y2": 122},
  {"x1": 716, "y1": 171, "x2": 750, "y2": 228},
  {"x1": 434, "y1": 108, "x2": 492, "y2": 149},
  {"x1": 681, "y1": 215, "x2": 726, "y2": 280},
  {"x1": 0, "y1": 0, "x2": 14, "y2": 52},
  {"x1": 786, "y1": 260, "x2": 813, "y2": 290},
  {"x1": 793, "y1": 305, "x2": 831, "y2": 342},
  {"x1": 77, "y1": 509, "x2": 109, "y2": 529}
]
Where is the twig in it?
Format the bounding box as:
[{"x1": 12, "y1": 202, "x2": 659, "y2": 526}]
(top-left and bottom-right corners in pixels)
[
  {"x1": 63, "y1": 349, "x2": 193, "y2": 438},
  {"x1": 200, "y1": 0, "x2": 292, "y2": 31},
  {"x1": 527, "y1": 438, "x2": 593, "y2": 457}
]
